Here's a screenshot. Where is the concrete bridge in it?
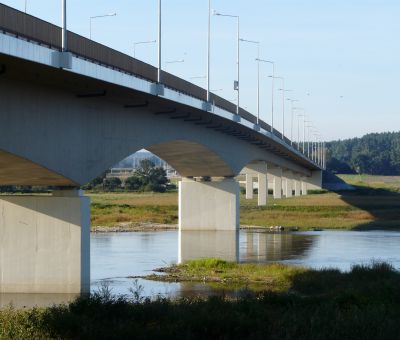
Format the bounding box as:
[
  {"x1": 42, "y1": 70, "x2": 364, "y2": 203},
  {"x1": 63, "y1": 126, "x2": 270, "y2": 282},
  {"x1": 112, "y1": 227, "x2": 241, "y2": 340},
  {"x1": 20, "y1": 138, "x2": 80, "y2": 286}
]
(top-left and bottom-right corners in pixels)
[{"x1": 0, "y1": 5, "x2": 324, "y2": 294}]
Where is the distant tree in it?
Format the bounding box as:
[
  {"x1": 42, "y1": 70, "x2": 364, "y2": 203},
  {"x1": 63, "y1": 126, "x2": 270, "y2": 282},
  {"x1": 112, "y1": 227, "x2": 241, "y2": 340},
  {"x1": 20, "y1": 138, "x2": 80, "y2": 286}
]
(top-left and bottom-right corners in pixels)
[
  {"x1": 103, "y1": 177, "x2": 122, "y2": 191},
  {"x1": 125, "y1": 176, "x2": 143, "y2": 191},
  {"x1": 326, "y1": 131, "x2": 400, "y2": 175},
  {"x1": 134, "y1": 159, "x2": 168, "y2": 192}
]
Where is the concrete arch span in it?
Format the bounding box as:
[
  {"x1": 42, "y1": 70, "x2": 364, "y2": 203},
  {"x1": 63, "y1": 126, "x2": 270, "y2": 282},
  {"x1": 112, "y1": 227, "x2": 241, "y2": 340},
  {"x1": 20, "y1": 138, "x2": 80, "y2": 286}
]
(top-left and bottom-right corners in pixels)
[{"x1": 0, "y1": 75, "x2": 311, "y2": 186}]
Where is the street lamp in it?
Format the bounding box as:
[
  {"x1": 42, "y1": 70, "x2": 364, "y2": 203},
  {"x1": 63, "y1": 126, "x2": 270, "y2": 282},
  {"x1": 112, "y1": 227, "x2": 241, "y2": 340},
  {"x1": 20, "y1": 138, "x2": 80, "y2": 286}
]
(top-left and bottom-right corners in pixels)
[
  {"x1": 25, "y1": 0, "x2": 27, "y2": 13},
  {"x1": 158, "y1": 0, "x2": 162, "y2": 82},
  {"x1": 257, "y1": 59, "x2": 275, "y2": 132},
  {"x1": 61, "y1": 0, "x2": 67, "y2": 52},
  {"x1": 287, "y1": 98, "x2": 299, "y2": 145},
  {"x1": 214, "y1": 11, "x2": 240, "y2": 114},
  {"x1": 293, "y1": 107, "x2": 305, "y2": 149},
  {"x1": 133, "y1": 40, "x2": 156, "y2": 58},
  {"x1": 89, "y1": 13, "x2": 116, "y2": 40},
  {"x1": 240, "y1": 38, "x2": 260, "y2": 123}
]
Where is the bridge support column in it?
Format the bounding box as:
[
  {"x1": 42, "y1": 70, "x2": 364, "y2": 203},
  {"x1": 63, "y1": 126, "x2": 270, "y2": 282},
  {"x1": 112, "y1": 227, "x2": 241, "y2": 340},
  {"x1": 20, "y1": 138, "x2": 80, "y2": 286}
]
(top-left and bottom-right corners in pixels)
[
  {"x1": 269, "y1": 167, "x2": 282, "y2": 199},
  {"x1": 258, "y1": 172, "x2": 268, "y2": 206},
  {"x1": 245, "y1": 174, "x2": 253, "y2": 199},
  {"x1": 0, "y1": 190, "x2": 90, "y2": 294},
  {"x1": 179, "y1": 177, "x2": 239, "y2": 231},
  {"x1": 307, "y1": 170, "x2": 323, "y2": 191},
  {"x1": 294, "y1": 176, "x2": 301, "y2": 196},
  {"x1": 301, "y1": 178, "x2": 308, "y2": 195},
  {"x1": 284, "y1": 171, "x2": 293, "y2": 198}
]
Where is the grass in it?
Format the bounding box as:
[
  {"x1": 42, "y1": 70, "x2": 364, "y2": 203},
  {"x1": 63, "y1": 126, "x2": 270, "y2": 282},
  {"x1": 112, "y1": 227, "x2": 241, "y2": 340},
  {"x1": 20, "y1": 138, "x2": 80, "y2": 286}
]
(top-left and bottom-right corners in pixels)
[
  {"x1": 1, "y1": 261, "x2": 400, "y2": 339},
  {"x1": 146, "y1": 258, "x2": 308, "y2": 292},
  {"x1": 89, "y1": 175, "x2": 400, "y2": 230}
]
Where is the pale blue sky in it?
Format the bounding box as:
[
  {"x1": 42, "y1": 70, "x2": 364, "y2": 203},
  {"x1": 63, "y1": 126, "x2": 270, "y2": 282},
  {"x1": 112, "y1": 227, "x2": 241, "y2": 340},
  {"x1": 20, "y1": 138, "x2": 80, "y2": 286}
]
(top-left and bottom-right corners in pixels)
[{"x1": 2, "y1": 0, "x2": 399, "y2": 140}]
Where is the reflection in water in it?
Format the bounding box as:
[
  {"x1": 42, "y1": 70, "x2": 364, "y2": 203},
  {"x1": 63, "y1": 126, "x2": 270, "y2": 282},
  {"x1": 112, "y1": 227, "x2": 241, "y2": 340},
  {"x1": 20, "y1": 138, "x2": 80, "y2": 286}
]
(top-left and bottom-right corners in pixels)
[
  {"x1": 241, "y1": 231, "x2": 315, "y2": 262},
  {"x1": 2, "y1": 230, "x2": 400, "y2": 308},
  {"x1": 179, "y1": 231, "x2": 239, "y2": 263},
  {"x1": 0, "y1": 293, "x2": 79, "y2": 309}
]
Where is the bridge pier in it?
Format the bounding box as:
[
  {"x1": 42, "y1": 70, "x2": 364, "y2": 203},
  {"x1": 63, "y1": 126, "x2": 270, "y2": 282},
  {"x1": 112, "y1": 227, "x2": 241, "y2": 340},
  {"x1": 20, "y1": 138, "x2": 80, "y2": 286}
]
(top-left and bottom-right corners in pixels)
[
  {"x1": 242, "y1": 163, "x2": 268, "y2": 206},
  {"x1": 245, "y1": 174, "x2": 254, "y2": 199},
  {"x1": 269, "y1": 167, "x2": 282, "y2": 199},
  {"x1": 0, "y1": 189, "x2": 90, "y2": 294},
  {"x1": 179, "y1": 177, "x2": 240, "y2": 231},
  {"x1": 294, "y1": 175, "x2": 301, "y2": 196},
  {"x1": 284, "y1": 171, "x2": 293, "y2": 198}
]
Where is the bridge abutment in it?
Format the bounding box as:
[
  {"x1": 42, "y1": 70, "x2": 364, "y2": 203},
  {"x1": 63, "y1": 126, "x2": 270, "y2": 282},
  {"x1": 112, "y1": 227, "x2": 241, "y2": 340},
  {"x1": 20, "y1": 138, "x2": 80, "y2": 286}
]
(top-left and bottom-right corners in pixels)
[
  {"x1": 179, "y1": 177, "x2": 240, "y2": 231},
  {"x1": 0, "y1": 190, "x2": 90, "y2": 294}
]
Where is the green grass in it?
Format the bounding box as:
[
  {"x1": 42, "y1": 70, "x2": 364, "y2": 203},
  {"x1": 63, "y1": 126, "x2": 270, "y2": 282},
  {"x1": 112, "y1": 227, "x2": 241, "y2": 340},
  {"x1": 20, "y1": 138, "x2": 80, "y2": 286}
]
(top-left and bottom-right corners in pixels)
[
  {"x1": 2, "y1": 261, "x2": 400, "y2": 339},
  {"x1": 88, "y1": 175, "x2": 400, "y2": 230}
]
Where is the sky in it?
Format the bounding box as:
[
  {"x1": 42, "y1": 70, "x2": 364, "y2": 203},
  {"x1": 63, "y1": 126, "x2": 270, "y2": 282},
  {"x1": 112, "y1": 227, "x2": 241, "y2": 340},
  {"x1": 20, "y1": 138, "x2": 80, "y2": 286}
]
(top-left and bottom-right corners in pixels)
[{"x1": 2, "y1": 0, "x2": 399, "y2": 141}]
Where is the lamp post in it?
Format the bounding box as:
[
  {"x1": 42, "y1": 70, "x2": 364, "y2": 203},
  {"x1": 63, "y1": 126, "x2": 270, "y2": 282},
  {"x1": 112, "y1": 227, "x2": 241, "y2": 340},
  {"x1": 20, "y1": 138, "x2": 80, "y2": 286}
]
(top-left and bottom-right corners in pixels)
[
  {"x1": 214, "y1": 11, "x2": 240, "y2": 114},
  {"x1": 61, "y1": 0, "x2": 67, "y2": 52},
  {"x1": 207, "y1": 0, "x2": 211, "y2": 102},
  {"x1": 25, "y1": 0, "x2": 27, "y2": 13},
  {"x1": 89, "y1": 13, "x2": 116, "y2": 40},
  {"x1": 271, "y1": 77, "x2": 284, "y2": 139},
  {"x1": 240, "y1": 38, "x2": 260, "y2": 123},
  {"x1": 133, "y1": 40, "x2": 156, "y2": 58},
  {"x1": 158, "y1": 0, "x2": 162, "y2": 83},
  {"x1": 293, "y1": 107, "x2": 305, "y2": 149},
  {"x1": 257, "y1": 59, "x2": 275, "y2": 132},
  {"x1": 287, "y1": 98, "x2": 299, "y2": 145}
]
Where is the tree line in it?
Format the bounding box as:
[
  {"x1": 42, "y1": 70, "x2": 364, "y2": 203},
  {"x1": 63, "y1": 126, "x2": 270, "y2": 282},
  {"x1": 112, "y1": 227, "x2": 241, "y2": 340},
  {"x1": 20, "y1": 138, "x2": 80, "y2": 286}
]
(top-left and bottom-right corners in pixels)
[{"x1": 326, "y1": 131, "x2": 400, "y2": 175}]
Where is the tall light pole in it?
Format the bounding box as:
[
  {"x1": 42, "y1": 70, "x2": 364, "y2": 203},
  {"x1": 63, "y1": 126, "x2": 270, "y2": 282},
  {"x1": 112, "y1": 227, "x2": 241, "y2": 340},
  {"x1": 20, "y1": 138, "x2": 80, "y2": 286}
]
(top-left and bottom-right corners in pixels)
[
  {"x1": 25, "y1": 0, "x2": 27, "y2": 13},
  {"x1": 207, "y1": 0, "x2": 211, "y2": 102},
  {"x1": 257, "y1": 60, "x2": 275, "y2": 132},
  {"x1": 133, "y1": 40, "x2": 156, "y2": 58},
  {"x1": 240, "y1": 39, "x2": 260, "y2": 123},
  {"x1": 272, "y1": 77, "x2": 284, "y2": 139},
  {"x1": 287, "y1": 98, "x2": 299, "y2": 145},
  {"x1": 214, "y1": 11, "x2": 240, "y2": 114},
  {"x1": 158, "y1": 0, "x2": 162, "y2": 83},
  {"x1": 293, "y1": 107, "x2": 305, "y2": 149},
  {"x1": 62, "y1": 0, "x2": 67, "y2": 52},
  {"x1": 89, "y1": 13, "x2": 116, "y2": 40}
]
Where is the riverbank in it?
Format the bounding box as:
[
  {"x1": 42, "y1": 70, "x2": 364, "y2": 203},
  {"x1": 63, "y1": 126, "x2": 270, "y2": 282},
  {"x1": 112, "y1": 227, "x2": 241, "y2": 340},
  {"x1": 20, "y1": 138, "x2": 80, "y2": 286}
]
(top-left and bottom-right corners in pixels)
[
  {"x1": 2, "y1": 260, "x2": 400, "y2": 339},
  {"x1": 90, "y1": 175, "x2": 400, "y2": 231}
]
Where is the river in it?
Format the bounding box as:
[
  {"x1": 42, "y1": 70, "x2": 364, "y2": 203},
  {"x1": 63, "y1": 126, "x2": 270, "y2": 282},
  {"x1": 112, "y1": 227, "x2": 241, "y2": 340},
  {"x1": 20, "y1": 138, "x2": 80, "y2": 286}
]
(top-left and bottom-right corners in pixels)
[{"x1": 1, "y1": 229, "x2": 400, "y2": 307}]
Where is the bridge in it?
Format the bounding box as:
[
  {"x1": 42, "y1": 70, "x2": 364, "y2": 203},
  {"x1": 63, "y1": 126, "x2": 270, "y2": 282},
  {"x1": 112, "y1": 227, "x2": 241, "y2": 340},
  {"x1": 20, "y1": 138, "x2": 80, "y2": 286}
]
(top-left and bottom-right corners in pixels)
[{"x1": 0, "y1": 4, "x2": 324, "y2": 294}]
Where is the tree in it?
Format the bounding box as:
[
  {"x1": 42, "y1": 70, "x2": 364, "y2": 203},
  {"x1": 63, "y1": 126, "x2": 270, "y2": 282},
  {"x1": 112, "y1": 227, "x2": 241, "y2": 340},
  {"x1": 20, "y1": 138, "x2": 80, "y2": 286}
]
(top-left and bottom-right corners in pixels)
[
  {"x1": 125, "y1": 176, "x2": 143, "y2": 191},
  {"x1": 103, "y1": 177, "x2": 122, "y2": 191},
  {"x1": 133, "y1": 159, "x2": 168, "y2": 192}
]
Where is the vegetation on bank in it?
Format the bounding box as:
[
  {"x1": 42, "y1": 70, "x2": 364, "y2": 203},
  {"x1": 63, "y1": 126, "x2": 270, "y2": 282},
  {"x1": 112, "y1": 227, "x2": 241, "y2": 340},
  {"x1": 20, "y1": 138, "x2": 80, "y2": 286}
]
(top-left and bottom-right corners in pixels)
[
  {"x1": 1, "y1": 260, "x2": 400, "y2": 339},
  {"x1": 327, "y1": 131, "x2": 400, "y2": 175},
  {"x1": 90, "y1": 175, "x2": 400, "y2": 230}
]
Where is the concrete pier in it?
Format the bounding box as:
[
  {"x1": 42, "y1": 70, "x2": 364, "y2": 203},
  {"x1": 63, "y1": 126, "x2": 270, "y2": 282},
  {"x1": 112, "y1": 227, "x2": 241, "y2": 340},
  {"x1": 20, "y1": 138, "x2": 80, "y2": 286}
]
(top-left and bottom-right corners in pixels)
[
  {"x1": 179, "y1": 178, "x2": 239, "y2": 231},
  {"x1": 269, "y1": 167, "x2": 282, "y2": 199},
  {"x1": 0, "y1": 190, "x2": 90, "y2": 294}
]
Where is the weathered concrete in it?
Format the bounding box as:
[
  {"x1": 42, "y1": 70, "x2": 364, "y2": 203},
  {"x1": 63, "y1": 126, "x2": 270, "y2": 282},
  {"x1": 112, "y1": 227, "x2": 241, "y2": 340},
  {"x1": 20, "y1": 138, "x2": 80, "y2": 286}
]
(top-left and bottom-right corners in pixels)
[
  {"x1": 0, "y1": 190, "x2": 90, "y2": 294},
  {"x1": 179, "y1": 178, "x2": 239, "y2": 231}
]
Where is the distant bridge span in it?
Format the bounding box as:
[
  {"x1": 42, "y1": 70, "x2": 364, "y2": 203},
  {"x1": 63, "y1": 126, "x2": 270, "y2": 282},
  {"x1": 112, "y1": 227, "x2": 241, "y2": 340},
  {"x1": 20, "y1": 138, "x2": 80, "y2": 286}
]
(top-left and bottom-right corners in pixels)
[{"x1": 0, "y1": 4, "x2": 323, "y2": 294}]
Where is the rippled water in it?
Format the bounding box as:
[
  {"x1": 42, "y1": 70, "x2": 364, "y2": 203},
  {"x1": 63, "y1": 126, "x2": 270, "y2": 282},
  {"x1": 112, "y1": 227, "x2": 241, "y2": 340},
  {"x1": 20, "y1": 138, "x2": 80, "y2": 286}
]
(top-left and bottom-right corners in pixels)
[{"x1": 2, "y1": 229, "x2": 400, "y2": 307}]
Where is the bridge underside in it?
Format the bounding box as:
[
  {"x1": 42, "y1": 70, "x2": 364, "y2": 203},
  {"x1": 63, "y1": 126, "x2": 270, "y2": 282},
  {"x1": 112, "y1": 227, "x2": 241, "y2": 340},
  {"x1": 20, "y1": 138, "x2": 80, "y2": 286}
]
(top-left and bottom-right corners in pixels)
[{"x1": 0, "y1": 150, "x2": 76, "y2": 186}]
